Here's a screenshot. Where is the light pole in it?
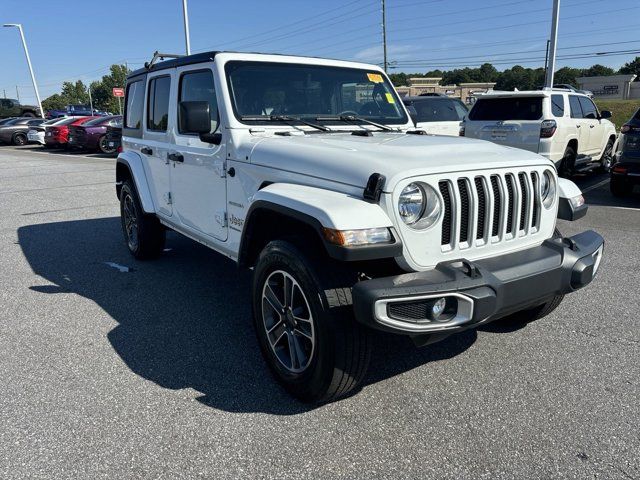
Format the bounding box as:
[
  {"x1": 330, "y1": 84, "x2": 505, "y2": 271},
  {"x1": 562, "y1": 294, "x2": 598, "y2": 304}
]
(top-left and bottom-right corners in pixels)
[
  {"x1": 544, "y1": 0, "x2": 560, "y2": 88},
  {"x1": 3, "y1": 23, "x2": 44, "y2": 118},
  {"x1": 381, "y1": 0, "x2": 388, "y2": 73},
  {"x1": 182, "y1": 0, "x2": 192, "y2": 55}
]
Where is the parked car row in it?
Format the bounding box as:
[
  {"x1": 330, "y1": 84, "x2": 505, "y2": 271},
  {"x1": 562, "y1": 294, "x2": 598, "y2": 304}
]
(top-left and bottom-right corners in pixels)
[
  {"x1": 0, "y1": 114, "x2": 122, "y2": 154},
  {"x1": 46, "y1": 104, "x2": 112, "y2": 119}
]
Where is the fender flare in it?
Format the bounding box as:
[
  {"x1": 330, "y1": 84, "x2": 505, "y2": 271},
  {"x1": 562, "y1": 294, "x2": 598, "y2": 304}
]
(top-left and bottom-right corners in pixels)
[
  {"x1": 557, "y1": 177, "x2": 587, "y2": 221},
  {"x1": 116, "y1": 151, "x2": 156, "y2": 213},
  {"x1": 238, "y1": 183, "x2": 402, "y2": 266}
]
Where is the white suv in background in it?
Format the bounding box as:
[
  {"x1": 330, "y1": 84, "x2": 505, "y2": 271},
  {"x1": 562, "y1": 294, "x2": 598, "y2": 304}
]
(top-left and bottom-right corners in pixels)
[{"x1": 463, "y1": 90, "x2": 617, "y2": 175}]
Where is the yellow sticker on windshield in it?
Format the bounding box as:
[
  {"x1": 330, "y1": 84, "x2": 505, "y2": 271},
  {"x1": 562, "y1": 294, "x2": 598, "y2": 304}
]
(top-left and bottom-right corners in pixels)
[
  {"x1": 385, "y1": 93, "x2": 395, "y2": 104},
  {"x1": 367, "y1": 73, "x2": 383, "y2": 83}
]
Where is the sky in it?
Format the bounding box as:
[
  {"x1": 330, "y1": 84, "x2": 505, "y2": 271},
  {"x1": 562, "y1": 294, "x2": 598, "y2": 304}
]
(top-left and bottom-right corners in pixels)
[{"x1": 1, "y1": 0, "x2": 638, "y2": 104}]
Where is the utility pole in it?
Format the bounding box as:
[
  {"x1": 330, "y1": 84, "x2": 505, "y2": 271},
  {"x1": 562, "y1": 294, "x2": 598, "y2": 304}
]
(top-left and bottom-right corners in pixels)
[
  {"x1": 16, "y1": 86, "x2": 20, "y2": 102},
  {"x1": 382, "y1": 0, "x2": 388, "y2": 73},
  {"x1": 182, "y1": 0, "x2": 192, "y2": 55},
  {"x1": 3, "y1": 24, "x2": 44, "y2": 117},
  {"x1": 544, "y1": 40, "x2": 550, "y2": 77},
  {"x1": 2, "y1": 89, "x2": 5, "y2": 99},
  {"x1": 544, "y1": 0, "x2": 560, "y2": 88}
]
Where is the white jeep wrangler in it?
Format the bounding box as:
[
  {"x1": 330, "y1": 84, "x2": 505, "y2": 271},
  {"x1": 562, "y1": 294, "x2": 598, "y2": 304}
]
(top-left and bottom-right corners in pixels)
[{"x1": 116, "y1": 52, "x2": 604, "y2": 403}]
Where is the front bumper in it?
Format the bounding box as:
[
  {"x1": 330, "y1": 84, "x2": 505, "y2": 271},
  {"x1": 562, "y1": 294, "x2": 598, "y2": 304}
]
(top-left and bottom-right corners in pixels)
[{"x1": 352, "y1": 230, "x2": 604, "y2": 336}]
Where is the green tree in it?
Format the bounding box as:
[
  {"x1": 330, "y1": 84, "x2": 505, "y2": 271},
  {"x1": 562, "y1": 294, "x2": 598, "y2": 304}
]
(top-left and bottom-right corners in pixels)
[
  {"x1": 582, "y1": 64, "x2": 615, "y2": 77},
  {"x1": 42, "y1": 94, "x2": 66, "y2": 111},
  {"x1": 553, "y1": 67, "x2": 582, "y2": 87},
  {"x1": 90, "y1": 64, "x2": 130, "y2": 114},
  {"x1": 619, "y1": 57, "x2": 640, "y2": 77}
]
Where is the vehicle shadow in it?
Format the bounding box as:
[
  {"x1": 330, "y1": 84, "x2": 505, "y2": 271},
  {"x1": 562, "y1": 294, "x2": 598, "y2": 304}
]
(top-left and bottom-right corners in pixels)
[{"x1": 18, "y1": 217, "x2": 476, "y2": 414}]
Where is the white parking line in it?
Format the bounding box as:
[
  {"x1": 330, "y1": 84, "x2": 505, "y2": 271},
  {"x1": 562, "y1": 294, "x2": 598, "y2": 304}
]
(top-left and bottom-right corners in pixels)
[{"x1": 582, "y1": 178, "x2": 610, "y2": 193}]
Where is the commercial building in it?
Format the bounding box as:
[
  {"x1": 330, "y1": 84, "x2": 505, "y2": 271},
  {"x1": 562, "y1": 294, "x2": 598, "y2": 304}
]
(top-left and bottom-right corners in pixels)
[
  {"x1": 395, "y1": 77, "x2": 496, "y2": 104},
  {"x1": 577, "y1": 74, "x2": 639, "y2": 100}
]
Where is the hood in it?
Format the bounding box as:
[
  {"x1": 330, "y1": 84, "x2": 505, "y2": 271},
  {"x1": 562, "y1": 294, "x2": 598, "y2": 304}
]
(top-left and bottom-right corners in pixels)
[{"x1": 246, "y1": 132, "x2": 554, "y2": 191}]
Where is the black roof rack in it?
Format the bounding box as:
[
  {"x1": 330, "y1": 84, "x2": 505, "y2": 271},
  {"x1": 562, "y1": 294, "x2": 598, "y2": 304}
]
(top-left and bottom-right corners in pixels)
[{"x1": 128, "y1": 51, "x2": 219, "y2": 80}]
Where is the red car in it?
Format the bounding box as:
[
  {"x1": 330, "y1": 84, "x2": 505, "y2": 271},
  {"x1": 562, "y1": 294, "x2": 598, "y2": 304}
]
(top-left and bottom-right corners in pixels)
[{"x1": 44, "y1": 116, "x2": 98, "y2": 149}]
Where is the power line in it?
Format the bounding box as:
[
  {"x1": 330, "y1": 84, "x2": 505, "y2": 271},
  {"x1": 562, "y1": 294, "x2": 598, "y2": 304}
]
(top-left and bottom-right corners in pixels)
[
  {"x1": 313, "y1": 5, "x2": 639, "y2": 58},
  {"x1": 391, "y1": 49, "x2": 640, "y2": 68},
  {"x1": 392, "y1": 40, "x2": 640, "y2": 65}
]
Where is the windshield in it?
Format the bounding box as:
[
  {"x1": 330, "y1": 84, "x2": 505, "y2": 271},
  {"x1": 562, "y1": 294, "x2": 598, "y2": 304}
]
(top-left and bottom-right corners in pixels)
[
  {"x1": 83, "y1": 116, "x2": 114, "y2": 126},
  {"x1": 408, "y1": 98, "x2": 468, "y2": 122},
  {"x1": 225, "y1": 61, "x2": 408, "y2": 125}
]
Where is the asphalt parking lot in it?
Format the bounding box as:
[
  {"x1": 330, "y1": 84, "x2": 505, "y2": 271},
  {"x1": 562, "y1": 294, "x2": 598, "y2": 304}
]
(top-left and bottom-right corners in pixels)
[{"x1": 1, "y1": 145, "x2": 638, "y2": 479}]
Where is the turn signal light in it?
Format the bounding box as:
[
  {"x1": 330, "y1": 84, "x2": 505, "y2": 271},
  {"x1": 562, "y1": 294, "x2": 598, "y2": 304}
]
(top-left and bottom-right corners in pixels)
[{"x1": 322, "y1": 227, "x2": 392, "y2": 246}]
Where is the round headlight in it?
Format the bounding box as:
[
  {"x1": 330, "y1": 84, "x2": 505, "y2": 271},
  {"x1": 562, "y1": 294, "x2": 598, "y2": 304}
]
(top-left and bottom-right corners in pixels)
[
  {"x1": 398, "y1": 183, "x2": 424, "y2": 225},
  {"x1": 398, "y1": 183, "x2": 441, "y2": 229},
  {"x1": 541, "y1": 171, "x2": 556, "y2": 209}
]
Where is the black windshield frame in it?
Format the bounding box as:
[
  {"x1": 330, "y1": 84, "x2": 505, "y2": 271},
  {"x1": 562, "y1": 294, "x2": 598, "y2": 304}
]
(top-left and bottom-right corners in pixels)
[{"x1": 225, "y1": 61, "x2": 409, "y2": 127}]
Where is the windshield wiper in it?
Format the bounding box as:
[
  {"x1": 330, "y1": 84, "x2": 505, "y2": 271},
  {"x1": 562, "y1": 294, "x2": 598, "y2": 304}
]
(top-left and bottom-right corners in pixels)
[
  {"x1": 315, "y1": 114, "x2": 397, "y2": 132},
  {"x1": 240, "y1": 115, "x2": 332, "y2": 132}
]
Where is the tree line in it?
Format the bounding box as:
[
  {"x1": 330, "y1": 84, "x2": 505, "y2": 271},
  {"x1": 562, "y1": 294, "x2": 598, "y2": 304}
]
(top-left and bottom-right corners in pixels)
[
  {"x1": 389, "y1": 56, "x2": 640, "y2": 90},
  {"x1": 41, "y1": 65, "x2": 129, "y2": 114}
]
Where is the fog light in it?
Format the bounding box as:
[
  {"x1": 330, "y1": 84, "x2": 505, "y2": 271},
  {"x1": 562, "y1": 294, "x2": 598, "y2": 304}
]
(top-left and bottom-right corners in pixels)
[
  {"x1": 428, "y1": 296, "x2": 457, "y2": 322},
  {"x1": 431, "y1": 297, "x2": 447, "y2": 319}
]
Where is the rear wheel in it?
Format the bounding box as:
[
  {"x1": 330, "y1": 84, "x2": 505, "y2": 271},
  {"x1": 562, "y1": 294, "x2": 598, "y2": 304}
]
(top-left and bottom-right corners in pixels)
[
  {"x1": 98, "y1": 135, "x2": 116, "y2": 154},
  {"x1": 559, "y1": 145, "x2": 576, "y2": 177},
  {"x1": 597, "y1": 138, "x2": 615, "y2": 173},
  {"x1": 22, "y1": 112, "x2": 35, "y2": 118},
  {"x1": 610, "y1": 177, "x2": 632, "y2": 197},
  {"x1": 119, "y1": 180, "x2": 165, "y2": 260},
  {"x1": 12, "y1": 133, "x2": 27, "y2": 146},
  {"x1": 252, "y1": 239, "x2": 371, "y2": 403}
]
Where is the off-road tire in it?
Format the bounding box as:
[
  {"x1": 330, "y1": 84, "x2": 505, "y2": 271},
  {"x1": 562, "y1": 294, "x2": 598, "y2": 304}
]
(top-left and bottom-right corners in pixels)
[
  {"x1": 610, "y1": 177, "x2": 632, "y2": 197},
  {"x1": 12, "y1": 133, "x2": 27, "y2": 146},
  {"x1": 119, "y1": 180, "x2": 165, "y2": 260},
  {"x1": 21, "y1": 111, "x2": 35, "y2": 118},
  {"x1": 252, "y1": 239, "x2": 372, "y2": 403}
]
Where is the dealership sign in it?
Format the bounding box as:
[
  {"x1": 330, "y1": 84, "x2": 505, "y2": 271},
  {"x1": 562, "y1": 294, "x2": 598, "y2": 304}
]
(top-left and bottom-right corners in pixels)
[
  {"x1": 112, "y1": 88, "x2": 125, "y2": 97},
  {"x1": 593, "y1": 85, "x2": 619, "y2": 96}
]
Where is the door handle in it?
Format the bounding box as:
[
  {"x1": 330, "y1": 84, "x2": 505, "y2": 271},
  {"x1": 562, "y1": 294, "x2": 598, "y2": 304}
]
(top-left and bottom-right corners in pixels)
[
  {"x1": 576, "y1": 125, "x2": 581, "y2": 128},
  {"x1": 141, "y1": 147, "x2": 153, "y2": 155},
  {"x1": 590, "y1": 124, "x2": 595, "y2": 128},
  {"x1": 167, "y1": 152, "x2": 184, "y2": 163}
]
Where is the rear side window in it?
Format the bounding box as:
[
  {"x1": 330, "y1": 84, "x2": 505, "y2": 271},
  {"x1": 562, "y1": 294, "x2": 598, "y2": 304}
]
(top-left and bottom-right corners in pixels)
[
  {"x1": 178, "y1": 70, "x2": 218, "y2": 134},
  {"x1": 147, "y1": 76, "x2": 171, "y2": 131},
  {"x1": 569, "y1": 96, "x2": 583, "y2": 118},
  {"x1": 551, "y1": 95, "x2": 565, "y2": 117},
  {"x1": 125, "y1": 80, "x2": 144, "y2": 129},
  {"x1": 411, "y1": 98, "x2": 467, "y2": 122},
  {"x1": 468, "y1": 97, "x2": 542, "y2": 121},
  {"x1": 579, "y1": 97, "x2": 598, "y2": 119}
]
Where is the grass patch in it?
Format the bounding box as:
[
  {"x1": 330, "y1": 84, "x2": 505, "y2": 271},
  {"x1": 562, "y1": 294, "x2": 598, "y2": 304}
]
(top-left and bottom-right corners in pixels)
[{"x1": 595, "y1": 99, "x2": 640, "y2": 130}]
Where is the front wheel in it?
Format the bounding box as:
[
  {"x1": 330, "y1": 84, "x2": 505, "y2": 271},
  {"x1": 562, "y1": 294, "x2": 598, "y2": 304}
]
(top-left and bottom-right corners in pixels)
[{"x1": 252, "y1": 240, "x2": 371, "y2": 403}]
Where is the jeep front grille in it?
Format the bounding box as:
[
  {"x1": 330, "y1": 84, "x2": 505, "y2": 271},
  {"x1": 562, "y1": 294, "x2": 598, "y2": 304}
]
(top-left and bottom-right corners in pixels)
[{"x1": 439, "y1": 171, "x2": 542, "y2": 251}]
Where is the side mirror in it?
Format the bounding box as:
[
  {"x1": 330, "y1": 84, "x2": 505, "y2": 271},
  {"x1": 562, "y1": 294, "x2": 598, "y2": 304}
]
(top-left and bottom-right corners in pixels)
[
  {"x1": 179, "y1": 101, "x2": 221, "y2": 145},
  {"x1": 600, "y1": 110, "x2": 612, "y2": 119},
  {"x1": 179, "y1": 101, "x2": 211, "y2": 134}
]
